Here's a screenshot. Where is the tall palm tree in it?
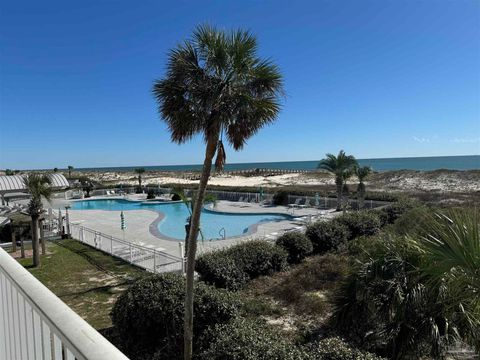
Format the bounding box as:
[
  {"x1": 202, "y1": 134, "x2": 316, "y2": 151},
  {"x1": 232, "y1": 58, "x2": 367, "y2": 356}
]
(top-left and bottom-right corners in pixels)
[
  {"x1": 153, "y1": 24, "x2": 283, "y2": 359},
  {"x1": 67, "y1": 165, "x2": 74, "y2": 178},
  {"x1": 354, "y1": 165, "x2": 372, "y2": 209},
  {"x1": 318, "y1": 150, "x2": 357, "y2": 211},
  {"x1": 135, "y1": 168, "x2": 145, "y2": 190},
  {"x1": 24, "y1": 174, "x2": 52, "y2": 267}
]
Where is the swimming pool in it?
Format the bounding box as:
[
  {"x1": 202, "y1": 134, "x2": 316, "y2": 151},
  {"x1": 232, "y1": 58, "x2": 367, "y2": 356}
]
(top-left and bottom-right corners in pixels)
[{"x1": 71, "y1": 199, "x2": 291, "y2": 240}]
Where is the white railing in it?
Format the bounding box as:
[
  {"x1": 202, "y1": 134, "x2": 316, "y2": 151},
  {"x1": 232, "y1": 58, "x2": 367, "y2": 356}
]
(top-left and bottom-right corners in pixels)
[
  {"x1": 70, "y1": 224, "x2": 184, "y2": 274},
  {"x1": 0, "y1": 247, "x2": 129, "y2": 360}
]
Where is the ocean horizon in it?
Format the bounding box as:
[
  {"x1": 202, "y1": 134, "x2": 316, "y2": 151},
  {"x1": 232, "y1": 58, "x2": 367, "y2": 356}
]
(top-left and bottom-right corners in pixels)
[{"x1": 72, "y1": 155, "x2": 480, "y2": 173}]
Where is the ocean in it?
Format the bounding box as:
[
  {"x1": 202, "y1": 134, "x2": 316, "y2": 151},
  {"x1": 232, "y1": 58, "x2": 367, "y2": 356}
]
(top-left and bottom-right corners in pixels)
[{"x1": 76, "y1": 155, "x2": 480, "y2": 173}]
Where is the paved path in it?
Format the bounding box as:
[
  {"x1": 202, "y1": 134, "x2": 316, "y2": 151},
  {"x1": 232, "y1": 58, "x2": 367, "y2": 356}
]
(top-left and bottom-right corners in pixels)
[{"x1": 47, "y1": 196, "x2": 337, "y2": 258}]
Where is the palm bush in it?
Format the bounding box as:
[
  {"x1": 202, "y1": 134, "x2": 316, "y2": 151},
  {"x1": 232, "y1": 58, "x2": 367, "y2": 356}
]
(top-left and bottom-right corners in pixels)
[
  {"x1": 354, "y1": 166, "x2": 371, "y2": 209},
  {"x1": 334, "y1": 208, "x2": 480, "y2": 358}
]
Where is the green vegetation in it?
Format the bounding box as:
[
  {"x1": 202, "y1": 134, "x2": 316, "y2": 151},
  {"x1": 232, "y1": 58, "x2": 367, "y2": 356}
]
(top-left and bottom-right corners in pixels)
[
  {"x1": 306, "y1": 220, "x2": 350, "y2": 254},
  {"x1": 272, "y1": 190, "x2": 289, "y2": 205},
  {"x1": 196, "y1": 240, "x2": 288, "y2": 290},
  {"x1": 275, "y1": 231, "x2": 313, "y2": 263},
  {"x1": 18, "y1": 240, "x2": 145, "y2": 329},
  {"x1": 112, "y1": 273, "x2": 240, "y2": 359},
  {"x1": 318, "y1": 150, "x2": 358, "y2": 211},
  {"x1": 24, "y1": 173, "x2": 52, "y2": 267},
  {"x1": 104, "y1": 199, "x2": 478, "y2": 359}
]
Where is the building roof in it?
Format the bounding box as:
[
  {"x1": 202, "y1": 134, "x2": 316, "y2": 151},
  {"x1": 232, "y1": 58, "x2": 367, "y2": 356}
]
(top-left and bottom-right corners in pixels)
[{"x1": 0, "y1": 173, "x2": 70, "y2": 193}]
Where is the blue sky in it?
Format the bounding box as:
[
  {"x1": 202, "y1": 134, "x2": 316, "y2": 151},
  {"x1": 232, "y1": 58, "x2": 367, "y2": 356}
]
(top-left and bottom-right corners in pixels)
[{"x1": 0, "y1": 0, "x2": 479, "y2": 169}]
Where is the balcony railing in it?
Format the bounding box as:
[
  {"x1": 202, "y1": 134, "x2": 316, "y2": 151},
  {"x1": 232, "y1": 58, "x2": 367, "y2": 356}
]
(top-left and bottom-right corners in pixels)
[{"x1": 0, "y1": 247, "x2": 129, "y2": 360}]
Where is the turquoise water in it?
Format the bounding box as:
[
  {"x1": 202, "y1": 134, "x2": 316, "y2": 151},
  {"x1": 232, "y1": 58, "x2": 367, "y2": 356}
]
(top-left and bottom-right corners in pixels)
[
  {"x1": 71, "y1": 199, "x2": 290, "y2": 240},
  {"x1": 74, "y1": 155, "x2": 479, "y2": 172}
]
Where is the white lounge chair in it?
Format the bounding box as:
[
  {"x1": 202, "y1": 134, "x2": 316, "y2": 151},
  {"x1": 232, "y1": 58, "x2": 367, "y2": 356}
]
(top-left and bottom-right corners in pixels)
[{"x1": 288, "y1": 198, "x2": 302, "y2": 208}]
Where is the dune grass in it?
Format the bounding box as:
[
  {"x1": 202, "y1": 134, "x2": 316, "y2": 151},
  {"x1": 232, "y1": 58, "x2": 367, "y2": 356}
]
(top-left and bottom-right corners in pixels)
[{"x1": 17, "y1": 239, "x2": 146, "y2": 329}]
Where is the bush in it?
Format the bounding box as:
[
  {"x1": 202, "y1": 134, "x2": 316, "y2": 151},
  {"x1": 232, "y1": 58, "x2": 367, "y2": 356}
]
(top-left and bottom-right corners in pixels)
[
  {"x1": 306, "y1": 221, "x2": 350, "y2": 254},
  {"x1": 196, "y1": 240, "x2": 289, "y2": 290},
  {"x1": 304, "y1": 337, "x2": 384, "y2": 360},
  {"x1": 146, "y1": 189, "x2": 155, "y2": 199},
  {"x1": 333, "y1": 211, "x2": 381, "y2": 240},
  {"x1": 272, "y1": 190, "x2": 289, "y2": 206},
  {"x1": 196, "y1": 319, "x2": 306, "y2": 360},
  {"x1": 111, "y1": 273, "x2": 240, "y2": 359},
  {"x1": 376, "y1": 198, "x2": 417, "y2": 225},
  {"x1": 171, "y1": 193, "x2": 181, "y2": 201},
  {"x1": 276, "y1": 231, "x2": 313, "y2": 263}
]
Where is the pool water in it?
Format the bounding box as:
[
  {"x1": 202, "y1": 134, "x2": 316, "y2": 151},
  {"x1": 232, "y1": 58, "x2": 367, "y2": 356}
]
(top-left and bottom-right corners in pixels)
[{"x1": 71, "y1": 199, "x2": 290, "y2": 240}]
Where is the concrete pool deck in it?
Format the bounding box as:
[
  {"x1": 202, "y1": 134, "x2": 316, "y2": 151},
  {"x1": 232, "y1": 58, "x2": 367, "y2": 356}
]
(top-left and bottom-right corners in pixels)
[{"x1": 48, "y1": 195, "x2": 338, "y2": 258}]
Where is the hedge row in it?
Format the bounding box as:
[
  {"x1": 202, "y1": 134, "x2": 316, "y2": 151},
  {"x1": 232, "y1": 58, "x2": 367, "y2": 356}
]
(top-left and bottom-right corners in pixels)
[
  {"x1": 196, "y1": 240, "x2": 289, "y2": 290},
  {"x1": 305, "y1": 200, "x2": 415, "y2": 254}
]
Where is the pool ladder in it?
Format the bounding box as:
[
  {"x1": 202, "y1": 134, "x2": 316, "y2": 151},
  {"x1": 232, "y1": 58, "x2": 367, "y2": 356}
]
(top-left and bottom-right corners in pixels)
[{"x1": 219, "y1": 227, "x2": 226, "y2": 240}]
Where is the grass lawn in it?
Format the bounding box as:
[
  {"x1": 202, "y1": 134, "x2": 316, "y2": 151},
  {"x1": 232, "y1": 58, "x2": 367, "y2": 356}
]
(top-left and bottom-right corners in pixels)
[{"x1": 17, "y1": 239, "x2": 146, "y2": 330}]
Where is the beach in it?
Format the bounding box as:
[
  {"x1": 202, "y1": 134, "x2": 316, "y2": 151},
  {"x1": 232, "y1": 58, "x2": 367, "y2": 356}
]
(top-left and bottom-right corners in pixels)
[{"x1": 79, "y1": 168, "x2": 480, "y2": 196}]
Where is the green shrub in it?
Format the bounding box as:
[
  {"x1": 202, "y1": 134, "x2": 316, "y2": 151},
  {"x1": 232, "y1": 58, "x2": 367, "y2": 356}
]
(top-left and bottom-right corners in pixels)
[
  {"x1": 333, "y1": 211, "x2": 381, "y2": 240},
  {"x1": 111, "y1": 273, "x2": 240, "y2": 359},
  {"x1": 171, "y1": 193, "x2": 181, "y2": 201},
  {"x1": 146, "y1": 189, "x2": 155, "y2": 199},
  {"x1": 306, "y1": 221, "x2": 350, "y2": 254},
  {"x1": 195, "y1": 252, "x2": 249, "y2": 290},
  {"x1": 276, "y1": 231, "x2": 313, "y2": 263},
  {"x1": 376, "y1": 198, "x2": 417, "y2": 225},
  {"x1": 272, "y1": 190, "x2": 289, "y2": 206},
  {"x1": 304, "y1": 337, "x2": 384, "y2": 360},
  {"x1": 196, "y1": 240, "x2": 288, "y2": 290},
  {"x1": 196, "y1": 319, "x2": 306, "y2": 360}
]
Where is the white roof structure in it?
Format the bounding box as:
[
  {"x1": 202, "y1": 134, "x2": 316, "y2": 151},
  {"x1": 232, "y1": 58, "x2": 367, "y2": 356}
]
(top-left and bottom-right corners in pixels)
[{"x1": 0, "y1": 173, "x2": 70, "y2": 194}]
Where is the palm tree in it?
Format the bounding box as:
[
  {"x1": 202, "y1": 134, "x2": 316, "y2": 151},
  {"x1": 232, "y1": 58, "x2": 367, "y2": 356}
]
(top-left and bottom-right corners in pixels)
[
  {"x1": 153, "y1": 24, "x2": 283, "y2": 359},
  {"x1": 67, "y1": 165, "x2": 74, "y2": 178},
  {"x1": 24, "y1": 174, "x2": 52, "y2": 267},
  {"x1": 135, "y1": 168, "x2": 145, "y2": 190},
  {"x1": 354, "y1": 165, "x2": 372, "y2": 209},
  {"x1": 318, "y1": 150, "x2": 357, "y2": 211},
  {"x1": 410, "y1": 209, "x2": 480, "y2": 352}
]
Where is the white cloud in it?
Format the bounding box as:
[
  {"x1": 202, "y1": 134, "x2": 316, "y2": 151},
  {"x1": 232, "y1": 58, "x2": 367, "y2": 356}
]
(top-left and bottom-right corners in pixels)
[
  {"x1": 413, "y1": 136, "x2": 430, "y2": 143},
  {"x1": 451, "y1": 137, "x2": 480, "y2": 143}
]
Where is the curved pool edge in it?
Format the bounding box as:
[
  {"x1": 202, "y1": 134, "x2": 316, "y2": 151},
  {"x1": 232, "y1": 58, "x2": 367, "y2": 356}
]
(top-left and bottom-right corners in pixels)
[{"x1": 69, "y1": 198, "x2": 295, "y2": 242}]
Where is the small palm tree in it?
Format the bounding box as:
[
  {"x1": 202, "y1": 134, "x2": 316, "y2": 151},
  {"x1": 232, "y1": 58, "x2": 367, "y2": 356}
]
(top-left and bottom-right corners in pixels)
[
  {"x1": 67, "y1": 165, "x2": 74, "y2": 178},
  {"x1": 354, "y1": 165, "x2": 372, "y2": 209},
  {"x1": 24, "y1": 174, "x2": 52, "y2": 267},
  {"x1": 135, "y1": 168, "x2": 145, "y2": 190},
  {"x1": 153, "y1": 24, "x2": 283, "y2": 359},
  {"x1": 318, "y1": 150, "x2": 357, "y2": 211},
  {"x1": 410, "y1": 209, "x2": 480, "y2": 352}
]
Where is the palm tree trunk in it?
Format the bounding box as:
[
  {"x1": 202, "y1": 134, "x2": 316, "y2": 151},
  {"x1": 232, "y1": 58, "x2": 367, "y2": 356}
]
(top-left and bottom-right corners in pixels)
[
  {"x1": 138, "y1": 176, "x2": 142, "y2": 190},
  {"x1": 40, "y1": 219, "x2": 46, "y2": 255},
  {"x1": 11, "y1": 226, "x2": 16, "y2": 253},
  {"x1": 336, "y1": 177, "x2": 343, "y2": 211},
  {"x1": 20, "y1": 235, "x2": 25, "y2": 258},
  {"x1": 31, "y1": 216, "x2": 41, "y2": 267},
  {"x1": 358, "y1": 183, "x2": 365, "y2": 209},
  {"x1": 184, "y1": 135, "x2": 217, "y2": 360}
]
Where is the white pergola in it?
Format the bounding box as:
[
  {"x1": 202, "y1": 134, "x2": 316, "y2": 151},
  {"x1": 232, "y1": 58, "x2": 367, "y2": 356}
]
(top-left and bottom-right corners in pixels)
[{"x1": 0, "y1": 173, "x2": 70, "y2": 205}]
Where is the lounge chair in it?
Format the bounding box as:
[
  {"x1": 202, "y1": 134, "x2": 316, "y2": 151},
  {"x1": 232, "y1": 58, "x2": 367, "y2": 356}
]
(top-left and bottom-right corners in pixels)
[
  {"x1": 237, "y1": 197, "x2": 244, "y2": 202},
  {"x1": 297, "y1": 198, "x2": 310, "y2": 209},
  {"x1": 288, "y1": 198, "x2": 302, "y2": 208}
]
